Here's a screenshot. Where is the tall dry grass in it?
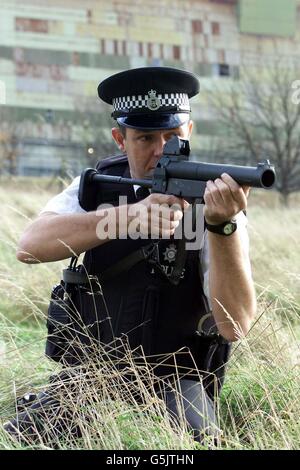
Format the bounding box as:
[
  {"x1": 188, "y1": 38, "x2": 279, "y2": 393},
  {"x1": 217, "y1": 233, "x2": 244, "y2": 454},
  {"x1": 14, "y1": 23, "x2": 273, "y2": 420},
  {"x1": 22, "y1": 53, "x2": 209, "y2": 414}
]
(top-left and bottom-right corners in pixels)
[{"x1": 0, "y1": 179, "x2": 299, "y2": 449}]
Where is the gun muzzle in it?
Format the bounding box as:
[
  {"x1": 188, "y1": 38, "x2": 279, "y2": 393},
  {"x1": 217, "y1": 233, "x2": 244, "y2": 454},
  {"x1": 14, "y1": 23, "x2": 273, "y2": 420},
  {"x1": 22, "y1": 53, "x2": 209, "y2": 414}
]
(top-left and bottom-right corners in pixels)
[{"x1": 162, "y1": 159, "x2": 276, "y2": 189}]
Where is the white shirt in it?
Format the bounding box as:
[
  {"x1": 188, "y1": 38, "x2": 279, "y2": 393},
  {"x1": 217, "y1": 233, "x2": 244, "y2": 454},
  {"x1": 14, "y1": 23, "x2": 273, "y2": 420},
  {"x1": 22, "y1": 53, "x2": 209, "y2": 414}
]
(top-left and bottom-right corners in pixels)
[{"x1": 40, "y1": 177, "x2": 251, "y2": 306}]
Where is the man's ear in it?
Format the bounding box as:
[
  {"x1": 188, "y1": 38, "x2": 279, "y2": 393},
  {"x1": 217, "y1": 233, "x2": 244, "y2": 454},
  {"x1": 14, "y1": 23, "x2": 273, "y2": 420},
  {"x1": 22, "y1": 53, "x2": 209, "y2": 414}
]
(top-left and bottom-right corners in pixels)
[
  {"x1": 187, "y1": 119, "x2": 193, "y2": 139},
  {"x1": 112, "y1": 127, "x2": 126, "y2": 152}
]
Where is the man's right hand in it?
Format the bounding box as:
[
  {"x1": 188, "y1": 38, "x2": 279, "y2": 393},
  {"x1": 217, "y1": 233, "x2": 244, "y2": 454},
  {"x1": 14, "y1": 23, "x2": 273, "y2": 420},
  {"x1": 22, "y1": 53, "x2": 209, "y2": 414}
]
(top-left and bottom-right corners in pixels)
[
  {"x1": 17, "y1": 195, "x2": 190, "y2": 264},
  {"x1": 127, "y1": 193, "x2": 190, "y2": 238}
]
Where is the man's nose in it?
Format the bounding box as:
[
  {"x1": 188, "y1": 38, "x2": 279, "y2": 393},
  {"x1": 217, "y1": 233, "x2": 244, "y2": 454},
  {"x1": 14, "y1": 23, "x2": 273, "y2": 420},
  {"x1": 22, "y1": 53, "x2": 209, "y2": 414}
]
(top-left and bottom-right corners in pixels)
[{"x1": 153, "y1": 135, "x2": 168, "y2": 158}]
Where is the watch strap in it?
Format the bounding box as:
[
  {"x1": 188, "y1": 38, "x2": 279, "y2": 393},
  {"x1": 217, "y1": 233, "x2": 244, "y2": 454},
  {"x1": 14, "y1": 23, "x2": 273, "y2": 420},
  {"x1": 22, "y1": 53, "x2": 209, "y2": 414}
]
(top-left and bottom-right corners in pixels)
[{"x1": 205, "y1": 219, "x2": 237, "y2": 236}]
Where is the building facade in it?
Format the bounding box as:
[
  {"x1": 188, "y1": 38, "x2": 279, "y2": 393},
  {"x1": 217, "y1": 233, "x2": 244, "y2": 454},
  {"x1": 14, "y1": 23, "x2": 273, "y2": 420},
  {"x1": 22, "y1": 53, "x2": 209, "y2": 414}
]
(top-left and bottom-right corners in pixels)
[{"x1": 0, "y1": 0, "x2": 299, "y2": 175}]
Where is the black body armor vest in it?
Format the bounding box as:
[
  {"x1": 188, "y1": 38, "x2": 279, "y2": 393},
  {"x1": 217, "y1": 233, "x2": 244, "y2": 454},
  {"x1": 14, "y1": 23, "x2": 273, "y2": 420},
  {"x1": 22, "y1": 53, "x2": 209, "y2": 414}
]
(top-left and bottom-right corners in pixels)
[{"x1": 46, "y1": 155, "x2": 231, "y2": 399}]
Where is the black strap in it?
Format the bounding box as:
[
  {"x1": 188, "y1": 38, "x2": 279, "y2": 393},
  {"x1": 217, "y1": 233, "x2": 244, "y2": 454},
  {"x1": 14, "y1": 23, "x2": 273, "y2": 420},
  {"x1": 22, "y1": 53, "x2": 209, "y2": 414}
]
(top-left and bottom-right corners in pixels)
[
  {"x1": 64, "y1": 194, "x2": 198, "y2": 287},
  {"x1": 97, "y1": 242, "x2": 157, "y2": 281},
  {"x1": 63, "y1": 242, "x2": 158, "y2": 285},
  {"x1": 63, "y1": 268, "x2": 90, "y2": 285},
  {"x1": 168, "y1": 199, "x2": 200, "y2": 286}
]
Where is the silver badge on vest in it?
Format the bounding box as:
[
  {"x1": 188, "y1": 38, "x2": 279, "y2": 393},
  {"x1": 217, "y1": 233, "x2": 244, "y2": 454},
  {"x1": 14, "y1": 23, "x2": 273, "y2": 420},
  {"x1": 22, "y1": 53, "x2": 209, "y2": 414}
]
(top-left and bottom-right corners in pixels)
[{"x1": 150, "y1": 242, "x2": 185, "y2": 280}]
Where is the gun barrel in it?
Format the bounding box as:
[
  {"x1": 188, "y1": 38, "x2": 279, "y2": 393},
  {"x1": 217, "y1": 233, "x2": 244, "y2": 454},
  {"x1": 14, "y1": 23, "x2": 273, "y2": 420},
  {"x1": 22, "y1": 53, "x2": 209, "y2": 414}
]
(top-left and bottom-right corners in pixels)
[
  {"x1": 163, "y1": 160, "x2": 276, "y2": 189},
  {"x1": 91, "y1": 173, "x2": 152, "y2": 188}
]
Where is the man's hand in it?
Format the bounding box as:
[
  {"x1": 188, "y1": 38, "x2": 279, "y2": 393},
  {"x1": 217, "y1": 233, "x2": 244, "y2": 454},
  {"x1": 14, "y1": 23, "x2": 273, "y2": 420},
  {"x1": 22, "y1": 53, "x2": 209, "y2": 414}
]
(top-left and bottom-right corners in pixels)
[
  {"x1": 203, "y1": 173, "x2": 250, "y2": 225},
  {"x1": 128, "y1": 193, "x2": 189, "y2": 238}
]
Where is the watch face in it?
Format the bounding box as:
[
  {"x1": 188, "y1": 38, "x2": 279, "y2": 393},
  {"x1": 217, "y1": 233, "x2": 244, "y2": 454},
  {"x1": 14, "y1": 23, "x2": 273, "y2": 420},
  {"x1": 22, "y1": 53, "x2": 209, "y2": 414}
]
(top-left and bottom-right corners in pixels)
[{"x1": 223, "y1": 223, "x2": 234, "y2": 235}]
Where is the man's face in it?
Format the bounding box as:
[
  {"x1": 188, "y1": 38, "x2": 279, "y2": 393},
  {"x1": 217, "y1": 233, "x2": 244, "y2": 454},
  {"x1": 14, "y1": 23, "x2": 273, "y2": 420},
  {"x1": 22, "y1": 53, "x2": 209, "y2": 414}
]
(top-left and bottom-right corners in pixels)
[{"x1": 112, "y1": 121, "x2": 193, "y2": 178}]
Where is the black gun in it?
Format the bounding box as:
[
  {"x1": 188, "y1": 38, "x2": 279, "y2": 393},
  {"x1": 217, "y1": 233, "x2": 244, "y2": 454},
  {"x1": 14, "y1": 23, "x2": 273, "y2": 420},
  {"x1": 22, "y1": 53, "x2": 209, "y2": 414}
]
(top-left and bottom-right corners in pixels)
[{"x1": 79, "y1": 135, "x2": 276, "y2": 205}]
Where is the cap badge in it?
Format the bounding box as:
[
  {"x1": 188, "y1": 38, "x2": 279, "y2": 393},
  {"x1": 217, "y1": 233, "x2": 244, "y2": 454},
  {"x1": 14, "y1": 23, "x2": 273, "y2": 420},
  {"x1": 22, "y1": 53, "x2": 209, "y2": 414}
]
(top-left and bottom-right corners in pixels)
[{"x1": 147, "y1": 89, "x2": 161, "y2": 111}]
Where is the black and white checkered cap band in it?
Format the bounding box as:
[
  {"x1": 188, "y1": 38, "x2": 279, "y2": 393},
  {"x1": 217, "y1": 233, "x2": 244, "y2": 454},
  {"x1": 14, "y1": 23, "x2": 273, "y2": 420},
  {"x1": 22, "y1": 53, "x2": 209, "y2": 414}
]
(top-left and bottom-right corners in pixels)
[{"x1": 113, "y1": 92, "x2": 190, "y2": 113}]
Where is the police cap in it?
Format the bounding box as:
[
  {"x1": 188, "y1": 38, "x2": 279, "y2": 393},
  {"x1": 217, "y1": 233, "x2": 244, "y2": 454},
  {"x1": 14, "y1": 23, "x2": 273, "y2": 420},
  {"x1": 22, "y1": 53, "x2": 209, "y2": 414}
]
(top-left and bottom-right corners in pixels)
[{"x1": 98, "y1": 67, "x2": 200, "y2": 130}]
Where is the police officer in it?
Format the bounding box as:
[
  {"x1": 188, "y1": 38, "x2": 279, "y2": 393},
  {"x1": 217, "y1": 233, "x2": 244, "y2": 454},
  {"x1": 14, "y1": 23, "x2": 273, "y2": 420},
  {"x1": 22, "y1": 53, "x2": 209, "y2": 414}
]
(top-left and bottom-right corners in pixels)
[{"x1": 7, "y1": 67, "x2": 256, "y2": 445}]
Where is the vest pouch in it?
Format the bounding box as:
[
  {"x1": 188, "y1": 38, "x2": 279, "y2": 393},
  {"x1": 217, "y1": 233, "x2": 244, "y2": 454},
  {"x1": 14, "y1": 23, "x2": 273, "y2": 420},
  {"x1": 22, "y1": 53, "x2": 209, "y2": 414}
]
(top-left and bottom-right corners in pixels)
[
  {"x1": 193, "y1": 332, "x2": 231, "y2": 401},
  {"x1": 69, "y1": 274, "x2": 118, "y2": 354},
  {"x1": 45, "y1": 282, "x2": 79, "y2": 365},
  {"x1": 140, "y1": 285, "x2": 160, "y2": 356}
]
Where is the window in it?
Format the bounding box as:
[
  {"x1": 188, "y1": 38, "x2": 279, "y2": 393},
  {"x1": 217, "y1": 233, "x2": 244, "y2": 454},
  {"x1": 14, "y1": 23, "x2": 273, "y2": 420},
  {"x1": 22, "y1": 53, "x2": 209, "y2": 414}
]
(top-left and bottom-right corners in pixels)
[
  {"x1": 72, "y1": 52, "x2": 80, "y2": 66},
  {"x1": 219, "y1": 63, "x2": 230, "y2": 76},
  {"x1": 87, "y1": 9, "x2": 92, "y2": 23},
  {"x1": 138, "y1": 42, "x2": 144, "y2": 57},
  {"x1": 192, "y1": 20, "x2": 203, "y2": 34},
  {"x1": 147, "y1": 43, "x2": 153, "y2": 59},
  {"x1": 15, "y1": 17, "x2": 48, "y2": 34},
  {"x1": 159, "y1": 44, "x2": 164, "y2": 59},
  {"x1": 100, "y1": 39, "x2": 106, "y2": 55},
  {"x1": 212, "y1": 22, "x2": 220, "y2": 35},
  {"x1": 212, "y1": 63, "x2": 230, "y2": 77},
  {"x1": 173, "y1": 45, "x2": 181, "y2": 60},
  {"x1": 114, "y1": 40, "x2": 118, "y2": 55}
]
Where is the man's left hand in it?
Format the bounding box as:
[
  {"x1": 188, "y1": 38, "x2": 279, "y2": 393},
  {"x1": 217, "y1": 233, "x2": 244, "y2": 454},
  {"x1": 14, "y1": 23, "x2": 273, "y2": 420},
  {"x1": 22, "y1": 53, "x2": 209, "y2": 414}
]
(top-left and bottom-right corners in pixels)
[{"x1": 203, "y1": 173, "x2": 250, "y2": 225}]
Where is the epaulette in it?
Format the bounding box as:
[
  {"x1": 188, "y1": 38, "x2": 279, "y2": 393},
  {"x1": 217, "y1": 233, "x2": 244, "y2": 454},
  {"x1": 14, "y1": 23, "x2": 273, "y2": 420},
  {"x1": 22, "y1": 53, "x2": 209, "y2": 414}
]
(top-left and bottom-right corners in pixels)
[{"x1": 96, "y1": 154, "x2": 128, "y2": 171}]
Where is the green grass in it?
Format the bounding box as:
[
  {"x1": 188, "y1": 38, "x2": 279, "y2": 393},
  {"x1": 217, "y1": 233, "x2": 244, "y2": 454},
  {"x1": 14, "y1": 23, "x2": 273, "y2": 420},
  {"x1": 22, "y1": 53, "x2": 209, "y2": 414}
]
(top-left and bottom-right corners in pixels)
[{"x1": 0, "y1": 180, "x2": 299, "y2": 449}]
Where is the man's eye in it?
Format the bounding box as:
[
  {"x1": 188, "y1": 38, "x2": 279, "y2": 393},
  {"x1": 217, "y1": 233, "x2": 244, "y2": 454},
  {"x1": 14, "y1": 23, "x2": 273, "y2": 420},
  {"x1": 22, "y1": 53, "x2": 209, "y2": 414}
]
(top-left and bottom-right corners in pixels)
[
  {"x1": 139, "y1": 135, "x2": 152, "y2": 142},
  {"x1": 166, "y1": 133, "x2": 180, "y2": 140}
]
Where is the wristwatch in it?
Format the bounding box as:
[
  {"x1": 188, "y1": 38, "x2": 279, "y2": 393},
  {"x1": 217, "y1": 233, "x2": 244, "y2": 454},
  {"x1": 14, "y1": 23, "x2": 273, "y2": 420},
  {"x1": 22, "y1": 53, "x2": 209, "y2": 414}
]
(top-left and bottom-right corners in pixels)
[{"x1": 205, "y1": 219, "x2": 237, "y2": 236}]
